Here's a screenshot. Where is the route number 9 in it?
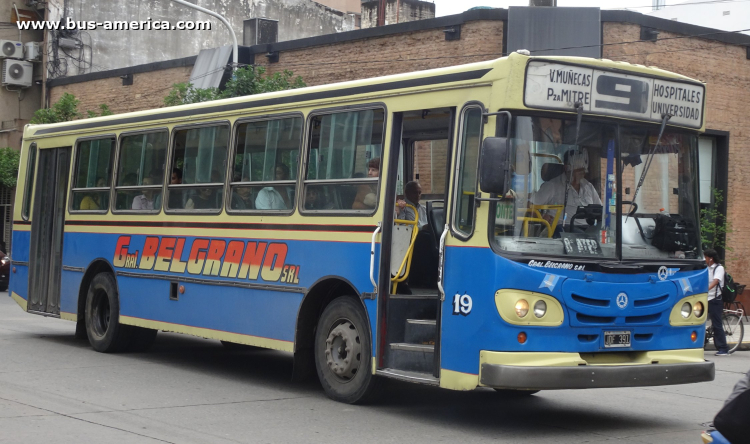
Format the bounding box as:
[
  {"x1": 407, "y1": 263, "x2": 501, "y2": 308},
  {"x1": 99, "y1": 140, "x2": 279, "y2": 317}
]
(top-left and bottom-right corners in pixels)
[
  {"x1": 452, "y1": 293, "x2": 472, "y2": 316},
  {"x1": 594, "y1": 75, "x2": 649, "y2": 114}
]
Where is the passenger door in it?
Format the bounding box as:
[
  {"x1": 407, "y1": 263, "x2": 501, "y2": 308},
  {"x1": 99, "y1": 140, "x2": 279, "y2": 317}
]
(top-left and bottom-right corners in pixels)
[{"x1": 27, "y1": 147, "x2": 71, "y2": 315}]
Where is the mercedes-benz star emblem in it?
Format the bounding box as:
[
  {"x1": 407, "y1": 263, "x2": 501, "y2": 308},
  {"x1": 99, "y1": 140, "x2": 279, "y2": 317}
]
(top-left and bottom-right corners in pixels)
[
  {"x1": 616, "y1": 292, "x2": 628, "y2": 309},
  {"x1": 658, "y1": 266, "x2": 668, "y2": 281}
]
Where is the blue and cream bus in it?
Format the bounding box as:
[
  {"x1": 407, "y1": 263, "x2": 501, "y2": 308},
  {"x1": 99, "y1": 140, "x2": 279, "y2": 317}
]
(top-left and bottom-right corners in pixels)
[{"x1": 10, "y1": 52, "x2": 713, "y2": 403}]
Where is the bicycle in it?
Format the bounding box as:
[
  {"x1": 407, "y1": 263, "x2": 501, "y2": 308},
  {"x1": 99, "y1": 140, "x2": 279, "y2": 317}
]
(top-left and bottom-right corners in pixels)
[{"x1": 705, "y1": 305, "x2": 745, "y2": 354}]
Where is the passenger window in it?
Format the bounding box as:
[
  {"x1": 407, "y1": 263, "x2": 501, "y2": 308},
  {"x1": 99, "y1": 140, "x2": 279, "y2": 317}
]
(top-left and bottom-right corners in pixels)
[
  {"x1": 21, "y1": 143, "x2": 37, "y2": 220},
  {"x1": 303, "y1": 109, "x2": 384, "y2": 211},
  {"x1": 167, "y1": 125, "x2": 229, "y2": 211},
  {"x1": 71, "y1": 137, "x2": 115, "y2": 212},
  {"x1": 114, "y1": 131, "x2": 168, "y2": 212},
  {"x1": 453, "y1": 107, "x2": 483, "y2": 236},
  {"x1": 229, "y1": 116, "x2": 302, "y2": 211}
]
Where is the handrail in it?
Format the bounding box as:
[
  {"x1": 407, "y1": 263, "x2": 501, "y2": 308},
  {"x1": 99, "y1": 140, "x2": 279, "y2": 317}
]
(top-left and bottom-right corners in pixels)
[
  {"x1": 391, "y1": 204, "x2": 419, "y2": 294},
  {"x1": 437, "y1": 224, "x2": 449, "y2": 300},
  {"x1": 370, "y1": 222, "x2": 381, "y2": 292}
]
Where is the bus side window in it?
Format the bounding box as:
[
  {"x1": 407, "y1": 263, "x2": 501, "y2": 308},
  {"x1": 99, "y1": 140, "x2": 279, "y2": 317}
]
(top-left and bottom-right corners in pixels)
[
  {"x1": 228, "y1": 116, "x2": 302, "y2": 212},
  {"x1": 452, "y1": 107, "x2": 483, "y2": 237},
  {"x1": 114, "y1": 131, "x2": 168, "y2": 212},
  {"x1": 167, "y1": 124, "x2": 230, "y2": 212},
  {"x1": 302, "y1": 108, "x2": 385, "y2": 212},
  {"x1": 70, "y1": 137, "x2": 116, "y2": 212}
]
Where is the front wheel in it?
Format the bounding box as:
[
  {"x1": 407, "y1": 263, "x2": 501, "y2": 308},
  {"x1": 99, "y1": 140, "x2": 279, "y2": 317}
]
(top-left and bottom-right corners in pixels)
[
  {"x1": 85, "y1": 273, "x2": 131, "y2": 353},
  {"x1": 314, "y1": 297, "x2": 378, "y2": 404},
  {"x1": 723, "y1": 313, "x2": 744, "y2": 354}
]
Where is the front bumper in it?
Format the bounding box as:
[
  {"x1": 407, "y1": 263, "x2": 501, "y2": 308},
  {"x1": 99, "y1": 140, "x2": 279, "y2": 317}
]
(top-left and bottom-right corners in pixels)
[{"x1": 479, "y1": 349, "x2": 715, "y2": 389}]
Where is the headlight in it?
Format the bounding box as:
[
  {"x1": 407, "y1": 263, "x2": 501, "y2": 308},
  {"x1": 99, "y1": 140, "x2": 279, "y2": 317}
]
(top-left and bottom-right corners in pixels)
[
  {"x1": 681, "y1": 302, "x2": 692, "y2": 318},
  {"x1": 515, "y1": 299, "x2": 529, "y2": 318},
  {"x1": 534, "y1": 300, "x2": 547, "y2": 318},
  {"x1": 693, "y1": 301, "x2": 704, "y2": 318}
]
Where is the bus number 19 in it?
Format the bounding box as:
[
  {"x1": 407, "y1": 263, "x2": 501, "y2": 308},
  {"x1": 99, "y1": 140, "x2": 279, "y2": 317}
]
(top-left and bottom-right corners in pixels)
[{"x1": 452, "y1": 294, "x2": 472, "y2": 316}]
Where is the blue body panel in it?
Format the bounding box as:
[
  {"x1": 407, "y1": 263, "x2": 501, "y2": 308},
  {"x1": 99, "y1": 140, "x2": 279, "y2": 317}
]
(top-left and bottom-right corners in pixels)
[{"x1": 439, "y1": 246, "x2": 708, "y2": 376}]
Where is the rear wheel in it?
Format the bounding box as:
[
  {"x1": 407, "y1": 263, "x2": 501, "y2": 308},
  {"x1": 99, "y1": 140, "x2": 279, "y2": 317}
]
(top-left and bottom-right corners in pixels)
[
  {"x1": 314, "y1": 297, "x2": 378, "y2": 404},
  {"x1": 85, "y1": 272, "x2": 131, "y2": 353},
  {"x1": 723, "y1": 313, "x2": 744, "y2": 354}
]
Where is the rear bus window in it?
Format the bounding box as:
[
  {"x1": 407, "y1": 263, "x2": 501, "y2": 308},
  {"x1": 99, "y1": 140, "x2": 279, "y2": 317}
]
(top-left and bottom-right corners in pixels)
[
  {"x1": 71, "y1": 137, "x2": 115, "y2": 212},
  {"x1": 114, "y1": 131, "x2": 168, "y2": 212},
  {"x1": 229, "y1": 116, "x2": 302, "y2": 212},
  {"x1": 303, "y1": 109, "x2": 385, "y2": 212},
  {"x1": 167, "y1": 124, "x2": 230, "y2": 212}
]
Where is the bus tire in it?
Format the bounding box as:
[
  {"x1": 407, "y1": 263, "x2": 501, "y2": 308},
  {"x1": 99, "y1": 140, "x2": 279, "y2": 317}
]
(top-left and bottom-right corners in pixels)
[
  {"x1": 85, "y1": 272, "x2": 131, "y2": 353},
  {"x1": 314, "y1": 297, "x2": 378, "y2": 404}
]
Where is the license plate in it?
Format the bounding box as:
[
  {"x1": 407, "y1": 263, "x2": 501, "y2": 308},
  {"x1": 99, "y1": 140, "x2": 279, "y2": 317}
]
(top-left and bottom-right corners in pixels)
[{"x1": 604, "y1": 331, "x2": 631, "y2": 348}]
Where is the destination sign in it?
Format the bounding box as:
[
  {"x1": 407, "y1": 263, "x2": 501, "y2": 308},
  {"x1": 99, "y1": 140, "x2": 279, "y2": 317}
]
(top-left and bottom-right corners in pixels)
[{"x1": 524, "y1": 61, "x2": 705, "y2": 129}]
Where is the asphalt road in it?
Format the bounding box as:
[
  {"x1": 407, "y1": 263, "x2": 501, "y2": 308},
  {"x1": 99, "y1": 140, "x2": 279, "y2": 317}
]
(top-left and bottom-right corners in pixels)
[{"x1": 1, "y1": 292, "x2": 747, "y2": 444}]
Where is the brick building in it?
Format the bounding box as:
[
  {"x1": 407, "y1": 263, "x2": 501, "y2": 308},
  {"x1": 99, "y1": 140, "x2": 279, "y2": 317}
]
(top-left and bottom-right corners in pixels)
[{"x1": 46, "y1": 9, "x2": 750, "y2": 299}]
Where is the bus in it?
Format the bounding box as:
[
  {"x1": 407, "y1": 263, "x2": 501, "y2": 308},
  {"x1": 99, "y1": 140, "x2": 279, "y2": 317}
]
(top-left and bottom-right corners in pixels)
[{"x1": 10, "y1": 52, "x2": 714, "y2": 404}]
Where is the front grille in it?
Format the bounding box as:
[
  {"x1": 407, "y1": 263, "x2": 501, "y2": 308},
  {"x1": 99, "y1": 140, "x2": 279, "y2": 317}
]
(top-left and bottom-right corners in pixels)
[
  {"x1": 633, "y1": 294, "x2": 669, "y2": 308},
  {"x1": 576, "y1": 313, "x2": 615, "y2": 324},
  {"x1": 572, "y1": 293, "x2": 610, "y2": 307},
  {"x1": 625, "y1": 313, "x2": 662, "y2": 324}
]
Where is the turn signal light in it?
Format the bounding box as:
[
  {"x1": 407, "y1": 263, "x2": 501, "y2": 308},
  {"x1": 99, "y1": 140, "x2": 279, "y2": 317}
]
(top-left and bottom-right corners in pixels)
[
  {"x1": 691, "y1": 331, "x2": 698, "y2": 342},
  {"x1": 518, "y1": 332, "x2": 527, "y2": 344}
]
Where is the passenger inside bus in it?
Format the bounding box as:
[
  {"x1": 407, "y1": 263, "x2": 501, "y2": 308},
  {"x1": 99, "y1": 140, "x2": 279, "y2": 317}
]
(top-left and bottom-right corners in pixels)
[
  {"x1": 131, "y1": 175, "x2": 160, "y2": 210},
  {"x1": 79, "y1": 178, "x2": 107, "y2": 210},
  {"x1": 352, "y1": 158, "x2": 380, "y2": 209},
  {"x1": 255, "y1": 164, "x2": 293, "y2": 210},
  {"x1": 396, "y1": 181, "x2": 427, "y2": 230},
  {"x1": 186, "y1": 170, "x2": 223, "y2": 210}
]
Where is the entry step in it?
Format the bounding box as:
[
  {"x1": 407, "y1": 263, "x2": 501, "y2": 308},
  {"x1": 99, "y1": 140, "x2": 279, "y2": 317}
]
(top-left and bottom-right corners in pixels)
[
  {"x1": 404, "y1": 319, "x2": 437, "y2": 345},
  {"x1": 377, "y1": 368, "x2": 439, "y2": 386},
  {"x1": 390, "y1": 343, "x2": 434, "y2": 352}
]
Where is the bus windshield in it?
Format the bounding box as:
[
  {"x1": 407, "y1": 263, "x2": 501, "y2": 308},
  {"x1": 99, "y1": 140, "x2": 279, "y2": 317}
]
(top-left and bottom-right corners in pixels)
[{"x1": 492, "y1": 115, "x2": 701, "y2": 262}]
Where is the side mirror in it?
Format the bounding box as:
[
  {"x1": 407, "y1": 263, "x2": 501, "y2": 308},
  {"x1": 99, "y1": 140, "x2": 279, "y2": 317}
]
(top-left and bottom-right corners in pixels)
[{"x1": 479, "y1": 137, "x2": 510, "y2": 195}]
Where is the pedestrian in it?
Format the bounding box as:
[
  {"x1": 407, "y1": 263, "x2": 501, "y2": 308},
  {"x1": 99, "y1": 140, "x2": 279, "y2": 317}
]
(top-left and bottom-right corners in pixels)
[{"x1": 705, "y1": 249, "x2": 730, "y2": 356}]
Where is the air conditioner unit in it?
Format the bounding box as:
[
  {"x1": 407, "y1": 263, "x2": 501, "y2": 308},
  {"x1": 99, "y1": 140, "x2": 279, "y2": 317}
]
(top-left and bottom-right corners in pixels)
[
  {"x1": 25, "y1": 42, "x2": 41, "y2": 61},
  {"x1": 0, "y1": 40, "x2": 23, "y2": 59},
  {"x1": 2, "y1": 59, "x2": 33, "y2": 87}
]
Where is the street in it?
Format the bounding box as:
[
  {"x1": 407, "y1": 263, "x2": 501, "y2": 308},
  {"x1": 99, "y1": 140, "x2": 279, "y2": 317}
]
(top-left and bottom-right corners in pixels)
[{"x1": 0, "y1": 292, "x2": 746, "y2": 444}]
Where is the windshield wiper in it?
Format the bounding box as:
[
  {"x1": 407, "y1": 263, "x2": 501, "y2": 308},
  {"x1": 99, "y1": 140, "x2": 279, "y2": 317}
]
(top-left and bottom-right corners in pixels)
[{"x1": 626, "y1": 113, "x2": 671, "y2": 222}]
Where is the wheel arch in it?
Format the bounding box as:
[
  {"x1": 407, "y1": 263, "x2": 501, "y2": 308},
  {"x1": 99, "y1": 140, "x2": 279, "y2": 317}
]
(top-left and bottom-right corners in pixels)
[
  {"x1": 292, "y1": 276, "x2": 369, "y2": 382},
  {"x1": 77, "y1": 258, "x2": 118, "y2": 322}
]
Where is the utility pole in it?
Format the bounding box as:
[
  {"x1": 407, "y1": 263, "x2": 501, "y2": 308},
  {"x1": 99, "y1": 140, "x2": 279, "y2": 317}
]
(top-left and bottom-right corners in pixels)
[{"x1": 170, "y1": 0, "x2": 238, "y2": 71}]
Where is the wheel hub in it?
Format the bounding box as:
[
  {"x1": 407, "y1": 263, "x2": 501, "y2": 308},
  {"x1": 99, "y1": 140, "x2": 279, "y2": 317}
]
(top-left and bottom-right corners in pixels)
[{"x1": 324, "y1": 321, "x2": 361, "y2": 381}]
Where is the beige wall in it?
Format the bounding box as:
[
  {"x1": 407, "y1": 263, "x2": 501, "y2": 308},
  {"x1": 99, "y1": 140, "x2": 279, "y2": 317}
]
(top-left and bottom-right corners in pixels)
[{"x1": 314, "y1": 0, "x2": 361, "y2": 13}]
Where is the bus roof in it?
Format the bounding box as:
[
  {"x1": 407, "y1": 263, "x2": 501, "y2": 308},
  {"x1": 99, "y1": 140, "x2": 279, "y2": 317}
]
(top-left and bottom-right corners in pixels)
[{"x1": 25, "y1": 52, "x2": 705, "y2": 140}]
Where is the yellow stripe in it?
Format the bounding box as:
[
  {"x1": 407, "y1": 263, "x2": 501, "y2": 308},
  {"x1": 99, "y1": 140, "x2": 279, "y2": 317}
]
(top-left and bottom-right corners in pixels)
[
  {"x1": 60, "y1": 311, "x2": 77, "y2": 322},
  {"x1": 12, "y1": 225, "x2": 30, "y2": 232},
  {"x1": 120, "y1": 315, "x2": 294, "y2": 352},
  {"x1": 10, "y1": 292, "x2": 27, "y2": 311},
  {"x1": 439, "y1": 369, "x2": 479, "y2": 391}
]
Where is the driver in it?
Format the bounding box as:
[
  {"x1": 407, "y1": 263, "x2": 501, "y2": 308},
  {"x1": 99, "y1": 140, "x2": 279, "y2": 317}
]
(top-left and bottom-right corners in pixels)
[{"x1": 532, "y1": 149, "x2": 602, "y2": 233}]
